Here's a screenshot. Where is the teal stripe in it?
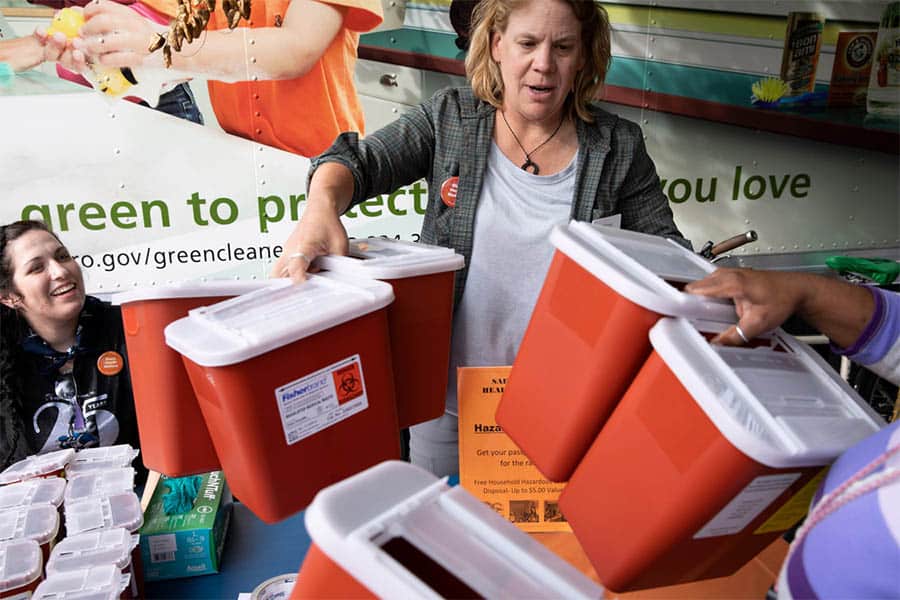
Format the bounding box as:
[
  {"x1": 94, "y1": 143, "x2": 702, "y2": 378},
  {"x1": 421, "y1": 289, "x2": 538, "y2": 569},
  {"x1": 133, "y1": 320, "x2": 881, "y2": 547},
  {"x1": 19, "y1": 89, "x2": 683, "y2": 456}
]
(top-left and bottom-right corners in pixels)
[
  {"x1": 361, "y1": 29, "x2": 465, "y2": 61},
  {"x1": 360, "y1": 30, "x2": 899, "y2": 134}
]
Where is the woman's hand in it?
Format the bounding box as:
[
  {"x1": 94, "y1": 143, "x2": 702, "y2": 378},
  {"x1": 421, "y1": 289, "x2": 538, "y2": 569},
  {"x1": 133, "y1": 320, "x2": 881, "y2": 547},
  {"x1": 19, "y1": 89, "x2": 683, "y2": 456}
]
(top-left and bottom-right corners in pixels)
[
  {"x1": 685, "y1": 268, "x2": 804, "y2": 345},
  {"x1": 77, "y1": 1, "x2": 163, "y2": 70},
  {"x1": 271, "y1": 163, "x2": 356, "y2": 282},
  {"x1": 272, "y1": 203, "x2": 350, "y2": 282}
]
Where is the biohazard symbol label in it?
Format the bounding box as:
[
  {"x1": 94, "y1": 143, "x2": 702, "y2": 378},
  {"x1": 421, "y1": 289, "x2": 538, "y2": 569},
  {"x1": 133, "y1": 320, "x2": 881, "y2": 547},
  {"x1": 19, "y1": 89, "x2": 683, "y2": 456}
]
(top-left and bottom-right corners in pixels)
[{"x1": 332, "y1": 362, "x2": 364, "y2": 404}]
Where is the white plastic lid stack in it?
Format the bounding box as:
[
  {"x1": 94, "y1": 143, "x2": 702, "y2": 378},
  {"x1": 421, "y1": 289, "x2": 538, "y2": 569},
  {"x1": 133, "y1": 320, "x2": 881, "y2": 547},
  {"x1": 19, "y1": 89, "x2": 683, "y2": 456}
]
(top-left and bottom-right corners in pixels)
[
  {"x1": 0, "y1": 503, "x2": 60, "y2": 546},
  {"x1": 46, "y1": 528, "x2": 138, "y2": 575},
  {"x1": 110, "y1": 278, "x2": 284, "y2": 305},
  {"x1": 32, "y1": 564, "x2": 130, "y2": 600},
  {"x1": 649, "y1": 318, "x2": 886, "y2": 468},
  {"x1": 64, "y1": 469, "x2": 135, "y2": 504},
  {"x1": 64, "y1": 492, "x2": 143, "y2": 536},
  {"x1": 165, "y1": 272, "x2": 395, "y2": 367},
  {"x1": 314, "y1": 238, "x2": 465, "y2": 279},
  {"x1": 305, "y1": 461, "x2": 603, "y2": 600},
  {"x1": 0, "y1": 449, "x2": 75, "y2": 485},
  {"x1": 0, "y1": 477, "x2": 66, "y2": 509},
  {"x1": 0, "y1": 538, "x2": 43, "y2": 595},
  {"x1": 64, "y1": 446, "x2": 140, "y2": 477},
  {"x1": 550, "y1": 222, "x2": 736, "y2": 322}
]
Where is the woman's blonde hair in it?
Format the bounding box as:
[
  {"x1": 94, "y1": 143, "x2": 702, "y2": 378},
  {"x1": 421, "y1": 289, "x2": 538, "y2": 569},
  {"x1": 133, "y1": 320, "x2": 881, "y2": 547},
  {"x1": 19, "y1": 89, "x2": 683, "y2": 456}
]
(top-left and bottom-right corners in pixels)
[{"x1": 465, "y1": 0, "x2": 611, "y2": 123}]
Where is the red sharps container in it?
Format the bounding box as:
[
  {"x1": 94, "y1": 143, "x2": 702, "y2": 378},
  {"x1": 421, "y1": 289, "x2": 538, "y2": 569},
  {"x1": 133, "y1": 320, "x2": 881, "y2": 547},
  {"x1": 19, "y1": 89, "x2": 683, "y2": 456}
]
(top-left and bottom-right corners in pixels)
[
  {"x1": 316, "y1": 238, "x2": 464, "y2": 428},
  {"x1": 499, "y1": 223, "x2": 734, "y2": 481},
  {"x1": 112, "y1": 280, "x2": 275, "y2": 476},
  {"x1": 559, "y1": 317, "x2": 885, "y2": 592},
  {"x1": 165, "y1": 274, "x2": 401, "y2": 522}
]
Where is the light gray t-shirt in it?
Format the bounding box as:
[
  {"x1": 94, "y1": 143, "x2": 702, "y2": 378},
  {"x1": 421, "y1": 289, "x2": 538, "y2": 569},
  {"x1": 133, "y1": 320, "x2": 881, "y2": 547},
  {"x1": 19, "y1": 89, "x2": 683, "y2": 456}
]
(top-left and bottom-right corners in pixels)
[{"x1": 444, "y1": 142, "x2": 576, "y2": 414}]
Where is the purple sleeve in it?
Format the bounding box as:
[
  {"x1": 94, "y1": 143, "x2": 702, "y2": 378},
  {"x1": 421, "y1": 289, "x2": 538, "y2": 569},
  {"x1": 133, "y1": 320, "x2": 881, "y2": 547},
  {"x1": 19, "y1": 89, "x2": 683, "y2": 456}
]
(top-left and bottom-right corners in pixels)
[{"x1": 832, "y1": 287, "x2": 900, "y2": 367}]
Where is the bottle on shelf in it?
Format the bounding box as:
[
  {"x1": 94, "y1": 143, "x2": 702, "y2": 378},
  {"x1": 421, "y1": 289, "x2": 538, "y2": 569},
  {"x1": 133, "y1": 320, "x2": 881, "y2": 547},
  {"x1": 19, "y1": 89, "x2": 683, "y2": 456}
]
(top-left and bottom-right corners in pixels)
[{"x1": 867, "y1": 1, "x2": 900, "y2": 116}]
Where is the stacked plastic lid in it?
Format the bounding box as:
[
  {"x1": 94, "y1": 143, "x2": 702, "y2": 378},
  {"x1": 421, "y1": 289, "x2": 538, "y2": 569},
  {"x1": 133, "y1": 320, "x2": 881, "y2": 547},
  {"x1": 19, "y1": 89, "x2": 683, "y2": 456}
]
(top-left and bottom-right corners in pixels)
[
  {"x1": 0, "y1": 538, "x2": 43, "y2": 598},
  {"x1": 314, "y1": 237, "x2": 464, "y2": 280},
  {"x1": 46, "y1": 528, "x2": 139, "y2": 575},
  {"x1": 64, "y1": 445, "x2": 140, "y2": 478},
  {"x1": 32, "y1": 564, "x2": 130, "y2": 600},
  {"x1": 0, "y1": 503, "x2": 60, "y2": 551},
  {"x1": 65, "y1": 491, "x2": 143, "y2": 537},
  {"x1": 0, "y1": 449, "x2": 75, "y2": 485},
  {"x1": 64, "y1": 468, "x2": 135, "y2": 504},
  {"x1": 646, "y1": 317, "x2": 885, "y2": 468},
  {"x1": 165, "y1": 272, "x2": 395, "y2": 366},
  {"x1": 0, "y1": 477, "x2": 66, "y2": 510}
]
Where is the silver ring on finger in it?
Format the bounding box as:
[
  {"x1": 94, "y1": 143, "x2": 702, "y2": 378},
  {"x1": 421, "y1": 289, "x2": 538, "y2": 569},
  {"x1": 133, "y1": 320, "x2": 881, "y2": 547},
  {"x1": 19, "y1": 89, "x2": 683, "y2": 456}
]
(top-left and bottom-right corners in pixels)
[
  {"x1": 735, "y1": 324, "x2": 750, "y2": 344},
  {"x1": 288, "y1": 252, "x2": 311, "y2": 263}
]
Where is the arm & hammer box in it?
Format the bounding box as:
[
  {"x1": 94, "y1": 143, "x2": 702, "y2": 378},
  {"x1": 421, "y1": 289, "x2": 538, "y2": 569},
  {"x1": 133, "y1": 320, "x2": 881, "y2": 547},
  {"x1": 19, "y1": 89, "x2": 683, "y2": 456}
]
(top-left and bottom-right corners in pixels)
[{"x1": 139, "y1": 470, "x2": 232, "y2": 581}]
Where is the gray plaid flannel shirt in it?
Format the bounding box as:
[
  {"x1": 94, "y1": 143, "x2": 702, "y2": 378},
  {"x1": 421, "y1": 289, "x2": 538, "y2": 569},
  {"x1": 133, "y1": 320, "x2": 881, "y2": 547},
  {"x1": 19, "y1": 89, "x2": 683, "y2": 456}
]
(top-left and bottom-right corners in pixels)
[{"x1": 310, "y1": 85, "x2": 689, "y2": 306}]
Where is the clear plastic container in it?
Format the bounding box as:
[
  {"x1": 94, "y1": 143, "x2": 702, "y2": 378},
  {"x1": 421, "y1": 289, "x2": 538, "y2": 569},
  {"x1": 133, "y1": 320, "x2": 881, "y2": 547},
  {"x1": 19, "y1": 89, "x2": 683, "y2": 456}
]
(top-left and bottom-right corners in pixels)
[
  {"x1": 867, "y1": 1, "x2": 900, "y2": 116},
  {"x1": 292, "y1": 461, "x2": 602, "y2": 599},
  {"x1": 64, "y1": 468, "x2": 135, "y2": 504},
  {"x1": 111, "y1": 280, "x2": 278, "y2": 477},
  {"x1": 0, "y1": 503, "x2": 60, "y2": 565},
  {"x1": 64, "y1": 446, "x2": 140, "y2": 478},
  {"x1": 46, "y1": 528, "x2": 141, "y2": 599},
  {"x1": 64, "y1": 492, "x2": 143, "y2": 536},
  {"x1": 32, "y1": 564, "x2": 129, "y2": 600},
  {"x1": 0, "y1": 450, "x2": 74, "y2": 485},
  {"x1": 0, "y1": 477, "x2": 66, "y2": 510},
  {"x1": 165, "y1": 273, "x2": 401, "y2": 523},
  {"x1": 499, "y1": 222, "x2": 734, "y2": 481},
  {"x1": 0, "y1": 538, "x2": 43, "y2": 599},
  {"x1": 315, "y1": 238, "x2": 464, "y2": 428},
  {"x1": 559, "y1": 317, "x2": 886, "y2": 592}
]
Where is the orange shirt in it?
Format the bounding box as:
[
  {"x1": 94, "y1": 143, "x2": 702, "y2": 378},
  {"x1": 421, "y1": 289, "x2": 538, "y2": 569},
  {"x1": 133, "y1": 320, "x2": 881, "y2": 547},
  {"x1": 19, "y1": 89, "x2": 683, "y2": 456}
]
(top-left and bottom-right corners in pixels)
[{"x1": 206, "y1": 0, "x2": 382, "y2": 157}]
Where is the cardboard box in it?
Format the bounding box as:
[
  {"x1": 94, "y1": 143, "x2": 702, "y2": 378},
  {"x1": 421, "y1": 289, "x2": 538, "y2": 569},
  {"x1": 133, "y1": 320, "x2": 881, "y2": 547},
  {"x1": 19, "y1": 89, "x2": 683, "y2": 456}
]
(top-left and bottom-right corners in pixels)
[
  {"x1": 828, "y1": 31, "x2": 877, "y2": 106},
  {"x1": 139, "y1": 471, "x2": 232, "y2": 581}
]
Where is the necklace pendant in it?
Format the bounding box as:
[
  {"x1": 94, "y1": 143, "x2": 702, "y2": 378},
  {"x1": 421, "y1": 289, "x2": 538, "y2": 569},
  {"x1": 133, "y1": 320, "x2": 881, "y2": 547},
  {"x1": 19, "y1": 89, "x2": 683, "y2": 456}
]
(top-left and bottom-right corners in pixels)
[{"x1": 521, "y1": 158, "x2": 540, "y2": 175}]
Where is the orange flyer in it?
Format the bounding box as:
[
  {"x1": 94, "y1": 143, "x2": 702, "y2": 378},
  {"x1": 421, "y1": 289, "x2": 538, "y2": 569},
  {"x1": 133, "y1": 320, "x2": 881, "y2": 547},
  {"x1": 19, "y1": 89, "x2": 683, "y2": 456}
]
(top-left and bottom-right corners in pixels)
[{"x1": 457, "y1": 366, "x2": 570, "y2": 533}]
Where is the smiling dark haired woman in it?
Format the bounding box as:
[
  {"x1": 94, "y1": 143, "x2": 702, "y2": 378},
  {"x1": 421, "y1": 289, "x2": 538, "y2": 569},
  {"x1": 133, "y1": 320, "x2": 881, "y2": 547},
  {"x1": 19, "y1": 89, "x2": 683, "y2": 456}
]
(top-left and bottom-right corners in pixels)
[{"x1": 0, "y1": 220, "x2": 139, "y2": 467}]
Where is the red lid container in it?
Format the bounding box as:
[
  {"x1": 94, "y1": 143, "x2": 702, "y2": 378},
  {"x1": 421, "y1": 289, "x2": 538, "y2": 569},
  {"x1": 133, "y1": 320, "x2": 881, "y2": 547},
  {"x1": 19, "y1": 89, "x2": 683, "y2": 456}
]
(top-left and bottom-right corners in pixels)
[
  {"x1": 316, "y1": 239, "x2": 464, "y2": 428},
  {"x1": 559, "y1": 317, "x2": 885, "y2": 592},
  {"x1": 165, "y1": 273, "x2": 401, "y2": 522},
  {"x1": 498, "y1": 223, "x2": 735, "y2": 482},
  {"x1": 111, "y1": 280, "x2": 276, "y2": 477}
]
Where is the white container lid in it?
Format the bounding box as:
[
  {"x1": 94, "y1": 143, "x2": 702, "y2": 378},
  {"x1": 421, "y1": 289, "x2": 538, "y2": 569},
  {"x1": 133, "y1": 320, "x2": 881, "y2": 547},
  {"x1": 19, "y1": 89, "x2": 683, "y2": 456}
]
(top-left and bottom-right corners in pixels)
[
  {"x1": 110, "y1": 278, "x2": 279, "y2": 305},
  {"x1": 33, "y1": 564, "x2": 130, "y2": 600},
  {"x1": 550, "y1": 222, "x2": 736, "y2": 322},
  {"x1": 64, "y1": 492, "x2": 143, "y2": 535},
  {"x1": 0, "y1": 538, "x2": 43, "y2": 593},
  {"x1": 64, "y1": 468, "x2": 135, "y2": 504},
  {"x1": 314, "y1": 238, "x2": 464, "y2": 280},
  {"x1": 64, "y1": 446, "x2": 139, "y2": 477},
  {"x1": 305, "y1": 461, "x2": 603, "y2": 600},
  {"x1": 46, "y1": 528, "x2": 138, "y2": 575},
  {"x1": 164, "y1": 272, "x2": 395, "y2": 367},
  {"x1": 649, "y1": 317, "x2": 886, "y2": 468},
  {"x1": 0, "y1": 477, "x2": 66, "y2": 509},
  {"x1": 0, "y1": 450, "x2": 74, "y2": 485},
  {"x1": 0, "y1": 503, "x2": 60, "y2": 545}
]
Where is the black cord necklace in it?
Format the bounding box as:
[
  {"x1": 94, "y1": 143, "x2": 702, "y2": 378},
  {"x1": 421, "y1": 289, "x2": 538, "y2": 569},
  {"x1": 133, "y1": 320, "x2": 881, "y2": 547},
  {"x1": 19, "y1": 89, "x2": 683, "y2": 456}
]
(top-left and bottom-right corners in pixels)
[{"x1": 500, "y1": 110, "x2": 565, "y2": 175}]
